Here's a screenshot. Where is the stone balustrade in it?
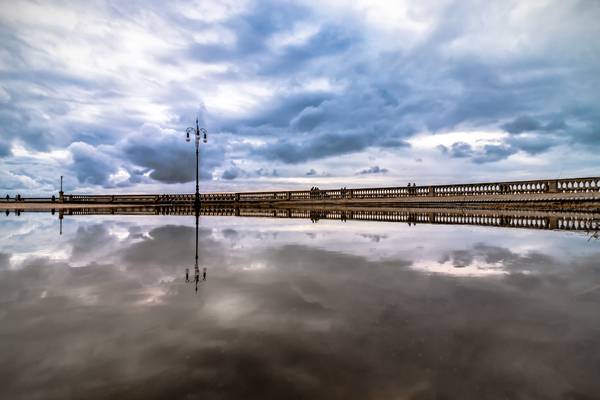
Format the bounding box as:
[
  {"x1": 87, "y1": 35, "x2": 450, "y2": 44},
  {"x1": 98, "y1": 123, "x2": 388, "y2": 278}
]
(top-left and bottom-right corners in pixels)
[{"x1": 10, "y1": 176, "x2": 600, "y2": 204}]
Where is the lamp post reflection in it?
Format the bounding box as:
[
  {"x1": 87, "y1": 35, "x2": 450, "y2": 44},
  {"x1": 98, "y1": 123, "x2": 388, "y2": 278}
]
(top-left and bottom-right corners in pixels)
[
  {"x1": 194, "y1": 206, "x2": 200, "y2": 291},
  {"x1": 185, "y1": 204, "x2": 205, "y2": 292}
]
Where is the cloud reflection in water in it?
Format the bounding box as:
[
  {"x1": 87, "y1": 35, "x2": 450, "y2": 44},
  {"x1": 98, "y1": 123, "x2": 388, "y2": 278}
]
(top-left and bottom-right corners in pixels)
[{"x1": 0, "y1": 214, "x2": 599, "y2": 399}]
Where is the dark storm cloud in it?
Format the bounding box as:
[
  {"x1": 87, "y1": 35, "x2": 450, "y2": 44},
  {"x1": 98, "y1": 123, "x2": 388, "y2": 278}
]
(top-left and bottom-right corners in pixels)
[
  {"x1": 121, "y1": 126, "x2": 225, "y2": 183},
  {"x1": 253, "y1": 131, "x2": 410, "y2": 164},
  {"x1": 123, "y1": 141, "x2": 195, "y2": 183},
  {"x1": 68, "y1": 142, "x2": 118, "y2": 186},
  {"x1": 65, "y1": 123, "x2": 227, "y2": 188}
]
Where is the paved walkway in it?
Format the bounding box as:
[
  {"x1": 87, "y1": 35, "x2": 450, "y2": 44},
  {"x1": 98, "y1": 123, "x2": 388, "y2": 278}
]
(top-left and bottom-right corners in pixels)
[{"x1": 287, "y1": 191, "x2": 600, "y2": 205}]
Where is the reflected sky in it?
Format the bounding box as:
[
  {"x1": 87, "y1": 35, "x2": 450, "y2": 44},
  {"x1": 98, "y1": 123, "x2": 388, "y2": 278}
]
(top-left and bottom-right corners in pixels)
[{"x1": 1, "y1": 214, "x2": 600, "y2": 399}]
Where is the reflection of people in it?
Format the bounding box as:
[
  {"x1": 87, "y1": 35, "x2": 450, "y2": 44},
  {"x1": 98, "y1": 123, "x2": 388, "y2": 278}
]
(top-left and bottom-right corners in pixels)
[
  {"x1": 203, "y1": 267, "x2": 207, "y2": 281},
  {"x1": 185, "y1": 268, "x2": 189, "y2": 282},
  {"x1": 195, "y1": 273, "x2": 199, "y2": 284}
]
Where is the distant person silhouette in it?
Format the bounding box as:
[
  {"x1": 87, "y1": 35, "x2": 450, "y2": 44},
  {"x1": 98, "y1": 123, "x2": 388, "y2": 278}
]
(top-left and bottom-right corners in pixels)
[
  {"x1": 203, "y1": 267, "x2": 207, "y2": 281},
  {"x1": 185, "y1": 268, "x2": 189, "y2": 282}
]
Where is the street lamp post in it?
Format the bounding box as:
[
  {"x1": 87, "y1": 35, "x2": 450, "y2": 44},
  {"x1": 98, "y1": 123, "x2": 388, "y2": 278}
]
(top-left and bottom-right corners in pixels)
[
  {"x1": 186, "y1": 118, "x2": 207, "y2": 209},
  {"x1": 59, "y1": 175, "x2": 64, "y2": 203}
]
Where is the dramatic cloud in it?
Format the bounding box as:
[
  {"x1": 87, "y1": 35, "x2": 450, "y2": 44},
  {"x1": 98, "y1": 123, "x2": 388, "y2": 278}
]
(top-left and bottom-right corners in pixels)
[
  {"x1": 68, "y1": 142, "x2": 118, "y2": 186},
  {"x1": 253, "y1": 132, "x2": 410, "y2": 164},
  {"x1": 120, "y1": 125, "x2": 225, "y2": 184},
  {"x1": 0, "y1": 0, "x2": 599, "y2": 193}
]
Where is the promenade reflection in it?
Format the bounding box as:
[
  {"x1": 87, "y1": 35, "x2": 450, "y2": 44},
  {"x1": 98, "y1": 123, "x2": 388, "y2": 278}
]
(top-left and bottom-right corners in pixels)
[
  {"x1": 5, "y1": 204, "x2": 600, "y2": 234},
  {"x1": 0, "y1": 211, "x2": 600, "y2": 398}
]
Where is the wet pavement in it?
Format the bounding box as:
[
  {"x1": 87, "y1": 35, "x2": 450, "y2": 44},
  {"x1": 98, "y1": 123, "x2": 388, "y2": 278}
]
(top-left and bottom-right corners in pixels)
[{"x1": 1, "y1": 213, "x2": 599, "y2": 399}]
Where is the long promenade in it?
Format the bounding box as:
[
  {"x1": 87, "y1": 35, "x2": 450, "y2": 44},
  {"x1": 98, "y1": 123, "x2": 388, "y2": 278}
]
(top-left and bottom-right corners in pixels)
[{"x1": 3, "y1": 175, "x2": 600, "y2": 210}]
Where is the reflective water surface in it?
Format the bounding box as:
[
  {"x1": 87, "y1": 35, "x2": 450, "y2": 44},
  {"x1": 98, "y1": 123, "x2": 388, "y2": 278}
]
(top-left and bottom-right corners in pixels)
[{"x1": 1, "y1": 213, "x2": 600, "y2": 399}]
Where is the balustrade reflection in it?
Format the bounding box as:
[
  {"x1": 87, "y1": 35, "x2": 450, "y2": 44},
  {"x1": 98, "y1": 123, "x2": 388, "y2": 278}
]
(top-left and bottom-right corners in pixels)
[{"x1": 5, "y1": 206, "x2": 598, "y2": 235}]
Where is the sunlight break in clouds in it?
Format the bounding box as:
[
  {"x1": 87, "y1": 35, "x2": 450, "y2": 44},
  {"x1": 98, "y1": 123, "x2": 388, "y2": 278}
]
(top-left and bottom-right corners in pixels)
[{"x1": 0, "y1": 0, "x2": 599, "y2": 195}]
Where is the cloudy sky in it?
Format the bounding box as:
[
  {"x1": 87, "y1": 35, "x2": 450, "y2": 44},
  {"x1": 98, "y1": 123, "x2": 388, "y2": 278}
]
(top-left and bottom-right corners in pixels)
[{"x1": 0, "y1": 0, "x2": 599, "y2": 195}]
